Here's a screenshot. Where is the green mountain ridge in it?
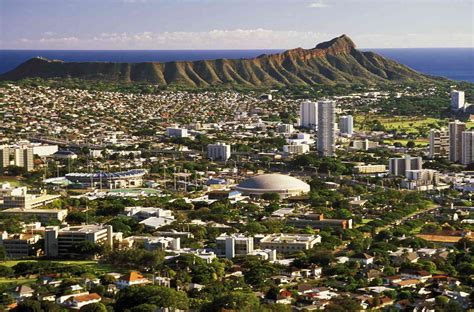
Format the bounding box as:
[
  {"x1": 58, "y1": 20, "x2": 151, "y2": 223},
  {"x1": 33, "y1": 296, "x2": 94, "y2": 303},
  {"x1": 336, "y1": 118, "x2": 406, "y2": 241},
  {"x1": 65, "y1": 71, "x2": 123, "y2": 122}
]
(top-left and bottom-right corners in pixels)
[{"x1": 0, "y1": 35, "x2": 435, "y2": 87}]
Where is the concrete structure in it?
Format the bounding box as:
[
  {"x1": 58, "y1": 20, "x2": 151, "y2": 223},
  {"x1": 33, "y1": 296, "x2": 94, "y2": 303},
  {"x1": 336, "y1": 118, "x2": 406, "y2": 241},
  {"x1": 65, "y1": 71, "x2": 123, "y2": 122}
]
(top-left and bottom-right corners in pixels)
[
  {"x1": 317, "y1": 100, "x2": 336, "y2": 156},
  {"x1": 287, "y1": 213, "x2": 353, "y2": 230},
  {"x1": 350, "y1": 139, "x2": 379, "y2": 151},
  {"x1": 354, "y1": 164, "x2": 387, "y2": 175},
  {"x1": 389, "y1": 155, "x2": 422, "y2": 177},
  {"x1": 339, "y1": 115, "x2": 354, "y2": 136},
  {"x1": 207, "y1": 143, "x2": 231, "y2": 161},
  {"x1": 259, "y1": 234, "x2": 321, "y2": 253},
  {"x1": 65, "y1": 169, "x2": 147, "y2": 189},
  {"x1": 1, "y1": 186, "x2": 61, "y2": 210},
  {"x1": 449, "y1": 121, "x2": 466, "y2": 163},
  {"x1": 0, "y1": 147, "x2": 9, "y2": 170},
  {"x1": 44, "y1": 225, "x2": 113, "y2": 257},
  {"x1": 402, "y1": 169, "x2": 439, "y2": 190},
  {"x1": 166, "y1": 127, "x2": 188, "y2": 138},
  {"x1": 0, "y1": 232, "x2": 41, "y2": 258},
  {"x1": 2, "y1": 208, "x2": 67, "y2": 223},
  {"x1": 52, "y1": 150, "x2": 78, "y2": 160},
  {"x1": 235, "y1": 174, "x2": 310, "y2": 198},
  {"x1": 277, "y1": 124, "x2": 294, "y2": 134},
  {"x1": 31, "y1": 144, "x2": 59, "y2": 157},
  {"x1": 215, "y1": 234, "x2": 254, "y2": 259},
  {"x1": 461, "y1": 130, "x2": 474, "y2": 165},
  {"x1": 299, "y1": 100, "x2": 318, "y2": 129},
  {"x1": 283, "y1": 144, "x2": 310, "y2": 156},
  {"x1": 451, "y1": 90, "x2": 465, "y2": 110},
  {"x1": 429, "y1": 128, "x2": 449, "y2": 159}
]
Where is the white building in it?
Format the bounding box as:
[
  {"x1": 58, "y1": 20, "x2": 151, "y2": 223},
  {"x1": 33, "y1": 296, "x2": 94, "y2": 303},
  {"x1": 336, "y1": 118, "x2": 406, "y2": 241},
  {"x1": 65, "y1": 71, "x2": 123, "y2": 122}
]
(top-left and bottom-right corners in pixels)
[
  {"x1": 317, "y1": 100, "x2": 336, "y2": 157},
  {"x1": 278, "y1": 124, "x2": 294, "y2": 134},
  {"x1": 451, "y1": 90, "x2": 465, "y2": 110},
  {"x1": 461, "y1": 130, "x2": 474, "y2": 165},
  {"x1": 339, "y1": 115, "x2": 354, "y2": 136},
  {"x1": 207, "y1": 143, "x2": 231, "y2": 161},
  {"x1": 166, "y1": 127, "x2": 188, "y2": 138},
  {"x1": 299, "y1": 100, "x2": 318, "y2": 129},
  {"x1": 216, "y1": 234, "x2": 254, "y2": 259},
  {"x1": 259, "y1": 234, "x2": 321, "y2": 253}
]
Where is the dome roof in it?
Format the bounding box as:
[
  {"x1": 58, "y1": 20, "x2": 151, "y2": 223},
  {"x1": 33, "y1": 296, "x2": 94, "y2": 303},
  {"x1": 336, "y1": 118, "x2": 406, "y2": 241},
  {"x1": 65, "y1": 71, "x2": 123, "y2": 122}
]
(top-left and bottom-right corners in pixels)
[{"x1": 236, "y1": 174, "x2": 310, "y2": 192}]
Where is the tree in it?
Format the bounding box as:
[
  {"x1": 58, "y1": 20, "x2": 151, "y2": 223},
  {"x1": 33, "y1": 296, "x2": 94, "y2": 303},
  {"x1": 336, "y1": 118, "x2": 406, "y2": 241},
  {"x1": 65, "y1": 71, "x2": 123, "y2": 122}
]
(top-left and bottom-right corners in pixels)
[
  {"x1": 262, "y1": 193, "x2": 280, "y2": 202},
  {"x1": 13, "y1": 300, "x2": 42, "y2": 312},
  {"x1": 71, "y1": 241, "x2": 103, "y2": 258},
  {"x1": 130, "y1": 304, "x2": 158, "y2": 312},
  {"x1": 210, "y1": 291, "x2": 260, "y2": 312},
  {"x1": 0, "y1": 265, "x2": 14, "y2": 277},
  {"x1": 79, "y1": 303, "x2": 107, "y2": 312},
  {"x1": 115, "y1": 285, "x2": 188, "y2": 312}
]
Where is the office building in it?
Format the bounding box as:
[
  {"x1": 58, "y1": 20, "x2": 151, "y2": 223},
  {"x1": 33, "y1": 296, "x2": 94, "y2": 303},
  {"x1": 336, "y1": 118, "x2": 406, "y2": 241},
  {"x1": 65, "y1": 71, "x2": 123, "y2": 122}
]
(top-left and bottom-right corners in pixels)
[
  {"x1": 215, "y1": 234, "x2": 254, "y2": 259},
  {"x1": 388, "y1": 155, "x2": 422, "y2": 177},
  {"x1": 299, "y1": 100, "x2": 318, "y2": 128},
  {"x1": 462, "y1": 130, "x2": 474, "y2": 165},
  {"x1": 0, "y1": 232, "x2": 41, "y2": 258},
  {"x1": 449, "y1": 121, "x2": 466, "y2": 163},
  {"x1": 286, "y1": 213, "x2": 353, "y2": 230},
  {"x1": 1, "y1": 185, "x2": 61, "y2": 210},
  {"x1": 339, "y1": 115, "x2": 354, "y2": 136},
  {"x1": 14, "y1": 148, "x2": 34, "y2": 172},
  {"x1": 259, "y1": 234, "x2": 321, "y2": 253},
  {"x1": 317, "y1": 100, "x2": 336, "y2": 156},
  {"x1": 1, "y1": 208, "x2": 68, "y2": 223},
  {"x1": 353, "y1": 164, "x2": 387, "y2": 175},
  {"x1": 166, "y1": 127, "x2": 188, "y2": 138},
  {"x1": 45, "y1": 224, "x2": 113, "y2": 257},
  {"x1": 207, "y1": 143, "x2": 231, "y2": 161},
  {"x1": 451, "y1": 90, "x2": 465, "y2": 110},
  {"x1": 429, "y1": 128, "x2": 449, "y2": 159},
  {"x1": 350, "y1": 139, "x2": 379, "y2": 151}
]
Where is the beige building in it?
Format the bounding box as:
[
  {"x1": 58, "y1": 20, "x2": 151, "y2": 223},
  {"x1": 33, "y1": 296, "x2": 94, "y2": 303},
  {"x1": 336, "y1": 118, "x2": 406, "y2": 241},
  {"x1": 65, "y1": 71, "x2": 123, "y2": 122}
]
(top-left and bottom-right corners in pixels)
[
  {"x1": 1, "y1": 186, "x2": 61, "y2": 210},
  {"x1": 429, "y1": 128, "x2": 449, "y2": 159},
  {"x1": 0, "y1": 232, "x2": 41, "y2": 258},
  {"x1": 449, "y1": 121, "x2": 466, "y2": 163},
  {"x1": 354, "y1": 164, "x2": 387, "y2": 175},
  {"x1": 2, "y1": 208, "x2": 67, "y2": 223},
  {"x1": 259, "y1": 234, "x2": 321, "y2": 253}
]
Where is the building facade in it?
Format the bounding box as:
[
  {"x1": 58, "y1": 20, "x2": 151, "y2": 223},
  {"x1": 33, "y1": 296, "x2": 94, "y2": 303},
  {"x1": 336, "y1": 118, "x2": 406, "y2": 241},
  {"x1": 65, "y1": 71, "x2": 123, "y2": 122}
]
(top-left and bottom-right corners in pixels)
[
  {"x1": 317, "y1": 100, "x2": 336, "y2": 157},
  {"x1": 389, "y1": 155, "x2": 423, "y2": 177},
  {"x1": 429, "y1": 128, "x2": 449, "y2": 159},
  {"x1": 339, "y1": 115, "x2": 354, "y2": 136},
  {"x1": 299, "y1": 100, "x2": 318, "y2": 129},
  {"x1": 461, "y1": 130, "x2": 474, "y2": 165},
  {"x1": 451, "y1": 90, "x2": 465, "y2": 110},
  {"x1": 449, "y1": 121, "x2": 466, "y2": 163},
  {"x1": 207, "y1": 143, "x2": 231, "y2": 161}
]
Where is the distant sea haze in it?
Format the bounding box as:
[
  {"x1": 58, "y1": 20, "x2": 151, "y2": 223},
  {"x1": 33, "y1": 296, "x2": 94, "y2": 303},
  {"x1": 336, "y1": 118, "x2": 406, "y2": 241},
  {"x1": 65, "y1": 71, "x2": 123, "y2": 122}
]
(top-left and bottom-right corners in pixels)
[{"x1": 0, "y1": 48, "x2": 473, "y2": 83}]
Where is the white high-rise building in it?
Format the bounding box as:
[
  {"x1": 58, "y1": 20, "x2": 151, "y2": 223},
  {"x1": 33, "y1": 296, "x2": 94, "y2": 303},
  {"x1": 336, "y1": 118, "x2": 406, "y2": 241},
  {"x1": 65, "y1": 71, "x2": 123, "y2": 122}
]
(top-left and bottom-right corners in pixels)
[
  {"x1": 449, "y1": 121, "x2": 466, "y2": 163},
  {"x1": 14, "y1": 147, "x2": 34, "y2": 172},
  {"x1": 317, "y1": 100, "x2": 336, "y2": 157},
  {"x1": 299, "y1": 100, "x2": 318, "y2": 129},
  {"x1": 207, "y1": 143, "x2": 231, "y2": 161},
  {"x1": 429, "y1": 128, "x2": 449, "y2": 159},
  {"x1": 0, "y1": 147, "x2": 10, "y2": 170},
  {"x1": 339, "y1": 115, "x2": 354, "y2": 136},
  {"x1": 451, "y1": 90, "x2": 465, "y2": 110},
  {"x1": 461, "y1": 130, "x2": 474, "y2": 165}
]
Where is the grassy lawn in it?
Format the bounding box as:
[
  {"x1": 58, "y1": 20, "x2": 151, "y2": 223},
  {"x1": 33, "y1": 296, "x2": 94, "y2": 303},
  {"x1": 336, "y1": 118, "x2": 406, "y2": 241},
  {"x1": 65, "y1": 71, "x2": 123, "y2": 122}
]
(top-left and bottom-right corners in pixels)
[
  {"x1": 355, "y1": 116, "x2": 441, "y2": 134},
  {"x1": 0, "y1": 277, "x2": 36, "y2": 285},
  {"x1": 1, "y1": 260, "x2": 115, "y2": 274},
  {"x1": 0, "y1": 176, "x2": 24, "y2": 187},
  {"x1": 382, "y1": 138, "x2": 429, "y2": 147}
]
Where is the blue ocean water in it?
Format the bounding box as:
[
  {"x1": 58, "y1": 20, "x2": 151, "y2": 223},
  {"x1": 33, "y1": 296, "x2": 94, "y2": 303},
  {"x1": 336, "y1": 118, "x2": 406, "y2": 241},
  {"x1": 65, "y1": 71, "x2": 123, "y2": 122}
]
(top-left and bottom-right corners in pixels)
[{"x1": 0, "y1": 48, "x2": 473, "y2": 82}]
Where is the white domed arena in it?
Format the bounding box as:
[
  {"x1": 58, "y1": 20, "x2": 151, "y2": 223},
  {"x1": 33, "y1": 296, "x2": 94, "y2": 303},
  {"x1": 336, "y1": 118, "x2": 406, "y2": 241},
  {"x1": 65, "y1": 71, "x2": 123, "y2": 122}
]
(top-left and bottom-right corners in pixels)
[{"x1": 235, "y1": 174, "x2": 310, "y2": 198}]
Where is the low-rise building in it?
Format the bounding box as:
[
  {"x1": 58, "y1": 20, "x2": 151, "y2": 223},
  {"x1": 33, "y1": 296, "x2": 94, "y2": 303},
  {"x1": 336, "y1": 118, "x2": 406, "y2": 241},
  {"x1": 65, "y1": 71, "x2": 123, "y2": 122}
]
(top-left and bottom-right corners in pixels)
[{"x1": 259, "y1": 234, "x2": 321, "y2": 253}]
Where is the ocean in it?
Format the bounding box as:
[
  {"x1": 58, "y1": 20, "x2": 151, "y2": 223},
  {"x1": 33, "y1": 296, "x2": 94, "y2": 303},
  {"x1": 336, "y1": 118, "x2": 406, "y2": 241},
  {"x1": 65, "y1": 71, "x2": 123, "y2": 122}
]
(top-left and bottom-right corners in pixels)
[{"x1": 0, "y1": 48, "x2": 473, "y2": 82}]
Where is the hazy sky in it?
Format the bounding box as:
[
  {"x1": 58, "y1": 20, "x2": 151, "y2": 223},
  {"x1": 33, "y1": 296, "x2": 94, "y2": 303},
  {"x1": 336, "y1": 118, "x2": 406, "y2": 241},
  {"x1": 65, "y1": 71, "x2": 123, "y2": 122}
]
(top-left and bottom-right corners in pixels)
[{"x1": 1, "y1": 0, "x2": 473, "y2": 49}]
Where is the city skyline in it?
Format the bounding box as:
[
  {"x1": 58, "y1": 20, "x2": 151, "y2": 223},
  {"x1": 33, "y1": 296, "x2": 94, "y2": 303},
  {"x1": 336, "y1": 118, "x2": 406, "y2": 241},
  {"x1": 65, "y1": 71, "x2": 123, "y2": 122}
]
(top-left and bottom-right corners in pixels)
[{"x1": 1, "y1": 0, "x2": 473, "y2": 50}]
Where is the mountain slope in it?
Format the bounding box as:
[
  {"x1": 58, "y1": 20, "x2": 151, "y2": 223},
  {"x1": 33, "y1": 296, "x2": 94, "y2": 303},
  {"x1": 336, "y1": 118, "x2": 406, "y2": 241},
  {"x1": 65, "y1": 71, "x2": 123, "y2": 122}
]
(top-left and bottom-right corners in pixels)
[{"x1": 0, "y1": 35, "x2": 432, "y2": 87}]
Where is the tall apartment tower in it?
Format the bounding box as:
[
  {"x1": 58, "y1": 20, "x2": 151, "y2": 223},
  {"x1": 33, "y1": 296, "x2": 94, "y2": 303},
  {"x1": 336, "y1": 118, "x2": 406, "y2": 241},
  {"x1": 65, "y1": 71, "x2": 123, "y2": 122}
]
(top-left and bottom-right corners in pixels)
[
  {"x1": 428, "y1": 128, "x2": 449, "y2": 159},
  {"x1": 0, "y1": 147, "x2": 10, "y2": 170},
  {"x1": 339, "y1": 115, "x2": 354, "y2": 136},
  {"x1": 317, "y1": 100, "x2": 336, "y2": 157},
  {"x1": 207, "y1": 143, "x2": 231, "y2": 161},
  {"x1": 299, "y1": 100, "x2": 318, "y2": 129},
  {"x1": 14, "y1": 148, "x2": 34, "y2": 172},
  {"x1": 449, "y1": 121, "x2": 466, "y2": 163},
  {"x1": 461, "y1": 130, "x2": 474, "y2": 165},
  {"x1": 451, "y1": 90, "x2": 465, "y2": 110},
  {"x1": 389, "y1": 155, "x2": 423, "y2": 176}
]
